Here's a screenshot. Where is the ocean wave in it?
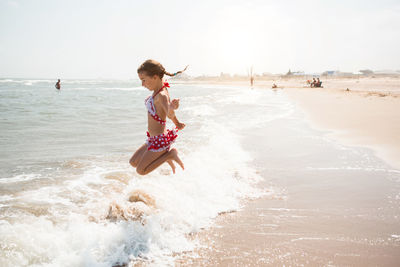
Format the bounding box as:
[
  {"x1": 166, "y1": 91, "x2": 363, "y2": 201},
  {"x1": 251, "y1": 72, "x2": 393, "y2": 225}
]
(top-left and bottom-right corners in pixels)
[
  {"x1": 0, "y1": 79, "x2": 14, "y2": 83},
  {"x1": 0, "y1": 173, "x2": 41, "y2": 184}
]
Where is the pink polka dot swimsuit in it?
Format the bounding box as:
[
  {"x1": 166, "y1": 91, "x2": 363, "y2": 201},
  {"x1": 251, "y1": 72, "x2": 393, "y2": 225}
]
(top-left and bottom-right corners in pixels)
[{"x1": 144, "y1": 82, "x2": 178, "y2": 152}]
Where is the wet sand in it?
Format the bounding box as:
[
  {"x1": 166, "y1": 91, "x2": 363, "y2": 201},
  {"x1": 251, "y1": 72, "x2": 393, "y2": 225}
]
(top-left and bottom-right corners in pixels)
[
  {"x1": 177, "y1": 145, "x2": 400, "y2": 266},
  {"x1": 176, "y1": 78, "x2": 400, "y2": 266},
  {"x1": 178, "y1": 190, "x2": 400, "y2": 266}
]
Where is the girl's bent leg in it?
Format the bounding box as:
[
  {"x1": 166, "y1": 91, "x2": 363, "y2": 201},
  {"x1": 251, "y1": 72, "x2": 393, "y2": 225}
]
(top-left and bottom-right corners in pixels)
[
  {"x1": 167, "y1": 160, "x2": 176, "y2": 174},
  {"x1": 167, "y1": 149, "x2": 184, "y2": 171},
  {"x1": 136, "y1": 149, "x2": 168, "y2": 175},
  {"x1": 129, "y1": 144, "x2": 147, "y2": 168},
  {"x1": 136, "y1": 148, "x2": 184, "y2": 176}
]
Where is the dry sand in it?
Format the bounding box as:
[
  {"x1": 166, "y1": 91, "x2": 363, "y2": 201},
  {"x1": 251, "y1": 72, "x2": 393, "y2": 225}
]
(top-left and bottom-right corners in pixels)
[{"x1": 284, "y1": 79, "x2": 400, "y2": 170}]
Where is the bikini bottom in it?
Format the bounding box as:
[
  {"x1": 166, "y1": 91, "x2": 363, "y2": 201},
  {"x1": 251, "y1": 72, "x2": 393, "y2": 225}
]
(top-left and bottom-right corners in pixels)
[{"x1": 146, "y1": 128, "x2": 178, "y2": 152}]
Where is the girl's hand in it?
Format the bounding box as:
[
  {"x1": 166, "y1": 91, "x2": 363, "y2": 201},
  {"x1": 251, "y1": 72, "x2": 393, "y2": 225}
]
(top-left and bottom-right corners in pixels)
[
  {"x1": 175, "y1": 122, "x2": 185, "y2": 130},
  {"x1": 170, "y1": 99, "x2": 180, "y2": 110}
]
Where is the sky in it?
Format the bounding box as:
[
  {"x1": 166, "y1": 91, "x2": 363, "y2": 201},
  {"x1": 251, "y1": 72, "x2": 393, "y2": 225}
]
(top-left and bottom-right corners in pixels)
[{"x1": 1, "y1": 0, "x2": 400, "y2": 79}]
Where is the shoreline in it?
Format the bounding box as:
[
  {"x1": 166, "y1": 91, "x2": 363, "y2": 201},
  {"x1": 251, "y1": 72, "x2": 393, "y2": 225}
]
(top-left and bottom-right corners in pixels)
[
  {"x1": 177, "y1": 77, "x2": 400, "y2": 169},
  {"x1": 175, "y1": 78, "x2": 400, "y2": 266}
]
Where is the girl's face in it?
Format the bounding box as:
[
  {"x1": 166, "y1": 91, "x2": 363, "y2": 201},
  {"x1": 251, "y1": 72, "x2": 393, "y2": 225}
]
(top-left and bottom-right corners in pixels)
[{"x1": 138, "y1": 72, "x2": 160, "y2": 91}]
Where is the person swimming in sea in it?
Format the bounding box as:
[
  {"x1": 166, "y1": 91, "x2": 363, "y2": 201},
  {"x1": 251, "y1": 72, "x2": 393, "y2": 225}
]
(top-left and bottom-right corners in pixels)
[
  {"x1": 129, "y1": 59, "x2": 187, "y2": 175},
  {"x1": 55, "y1": 79, "x2": 61, "y2": 90}
]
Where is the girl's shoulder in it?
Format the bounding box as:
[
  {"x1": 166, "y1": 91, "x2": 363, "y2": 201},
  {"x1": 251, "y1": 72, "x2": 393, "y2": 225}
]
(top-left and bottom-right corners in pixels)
[
  {"x1": 154, "y1": 91, "x2": 169, "y2": 104},
  {"x1": 156, "y1": 90, "x2": 169, "y2": 99}
]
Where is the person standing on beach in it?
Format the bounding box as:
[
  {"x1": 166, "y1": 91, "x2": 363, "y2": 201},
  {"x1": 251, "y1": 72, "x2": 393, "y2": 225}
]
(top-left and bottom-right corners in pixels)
[
  {"x1": 316, "y1": 78, "x2": 322, "y2": 87},
  {"x1": 55, "y1": 79, "x2": 61, "y2": 90},
  {"x1": 129, "y1": 59, "x2": 187, "y2": 175},
  {"x1": 311, "y1": 78, "x2": 316, "y2": 87},
  {"x1": 249, "y1": 66, "x2": 254, "y2": 87}
]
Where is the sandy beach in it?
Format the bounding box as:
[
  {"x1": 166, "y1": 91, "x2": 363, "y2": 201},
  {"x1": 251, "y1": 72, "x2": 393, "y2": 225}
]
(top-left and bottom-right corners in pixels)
[
  {"x1": 176, "y1": 77, "x2": 400, "y2": 266},
  {"x1": 285, "y1": 85, "x2": 400, "y2": 170}
]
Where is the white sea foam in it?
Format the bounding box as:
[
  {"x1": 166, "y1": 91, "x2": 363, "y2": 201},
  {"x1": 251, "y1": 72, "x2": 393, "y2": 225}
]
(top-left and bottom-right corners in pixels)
[
  {"x1": 0, "y1": 79, "x2": 54, "y2": 84},
  {"x1": 0, "y1": 173, "x2": 41, "y2": 184},
  {"x1": 0, "y1": 122, "x2": 266, "y2": 266},
  {"x1": 0, "y1": 79, "x2": 14, "y2": 83}
]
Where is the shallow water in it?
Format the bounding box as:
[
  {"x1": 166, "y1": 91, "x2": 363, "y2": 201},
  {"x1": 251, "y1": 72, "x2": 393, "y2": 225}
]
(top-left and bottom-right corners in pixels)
[{"x1": 0, "y1": 79, "x2": 272, "y2": 266}]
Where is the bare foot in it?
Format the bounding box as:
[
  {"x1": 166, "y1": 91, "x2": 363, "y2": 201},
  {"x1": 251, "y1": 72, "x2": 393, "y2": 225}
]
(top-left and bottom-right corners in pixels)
[
  {"x1": 169, "y1": 148, "x2": 184, "y2": 170},
  {"x1": 167, "y1": 160, "x2": 176, "y2": 174}
]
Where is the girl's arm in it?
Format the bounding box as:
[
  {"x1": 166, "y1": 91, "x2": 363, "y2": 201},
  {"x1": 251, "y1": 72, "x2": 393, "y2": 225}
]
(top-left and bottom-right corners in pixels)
[{"x1": 159, "y1": 95, "x2": 186, "y2": 130}]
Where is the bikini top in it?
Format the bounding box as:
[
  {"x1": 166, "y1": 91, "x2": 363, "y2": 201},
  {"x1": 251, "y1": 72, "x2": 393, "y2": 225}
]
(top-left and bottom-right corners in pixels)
[{"x1": 144, "y1": 82, "x2": 170, "y2": 125}]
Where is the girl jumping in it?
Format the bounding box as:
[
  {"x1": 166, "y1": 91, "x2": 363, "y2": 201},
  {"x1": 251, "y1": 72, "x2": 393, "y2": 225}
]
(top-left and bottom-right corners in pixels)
[{"x1": 129, "y1": 59, "x2": 186, "y2": 175}]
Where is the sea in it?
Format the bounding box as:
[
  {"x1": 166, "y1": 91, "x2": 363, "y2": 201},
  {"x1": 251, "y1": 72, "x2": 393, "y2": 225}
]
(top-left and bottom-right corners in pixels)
[
  {"x1": 0, "y1": 78, "x2": 274, "y2": 266},
  {"x1": 1, "y1": 78, "x2": 399, "y2": 266}
]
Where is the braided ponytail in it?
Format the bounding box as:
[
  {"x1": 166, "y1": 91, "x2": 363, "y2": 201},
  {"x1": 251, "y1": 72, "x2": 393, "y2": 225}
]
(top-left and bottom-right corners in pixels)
[
  {"x1": 164, "y1": 70, "x2": 176, "y2": 77},
  {"x1": 138, "y1": 59, "x2": 188, "y2": 78}
]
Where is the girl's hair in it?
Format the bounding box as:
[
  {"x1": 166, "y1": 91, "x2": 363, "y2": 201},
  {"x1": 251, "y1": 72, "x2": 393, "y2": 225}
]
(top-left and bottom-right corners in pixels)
[{"x1": 137, "y1": 59, "x2": 187, "y2": 78}]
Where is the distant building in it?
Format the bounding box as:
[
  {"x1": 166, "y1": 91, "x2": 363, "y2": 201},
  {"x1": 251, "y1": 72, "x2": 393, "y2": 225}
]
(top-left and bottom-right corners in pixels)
[
  {"x1": 173, "y1": 72, "x2": 191, "y2": 80},
  {"x1": 322, "y1": 71, "x2": 336, "y2": 76},
  {"x1": 359, "y1": 69, "x2": 374, "y2": 76},
  {"x1": 322, "y1": 70, "x2": 354, "y2": 76},
  {"x1": 285, "y1": 69, "x2": 305, "y2": 76},
  {"x1": 292, "y1": 71, "x2": 305, "y2": 76},
  {"x1": 373, "y1": 70, "x2": 400, "y2": 75},
  {"x1": 220, "y1": 72, "x2": 231, "y2": 78}
]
